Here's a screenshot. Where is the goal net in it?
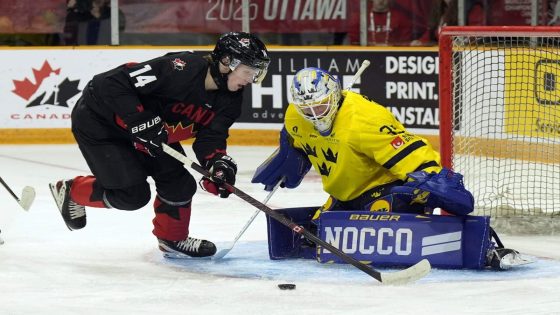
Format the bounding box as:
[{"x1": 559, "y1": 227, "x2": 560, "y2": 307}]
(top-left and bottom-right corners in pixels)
[{"x1": 439, "y1": 26, "x2": 560, "y2": 234}]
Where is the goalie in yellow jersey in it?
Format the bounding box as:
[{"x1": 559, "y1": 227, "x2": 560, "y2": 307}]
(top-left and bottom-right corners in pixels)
[
  {"x1": 252, "y1": 67, "x2": 531, "y2": 270},
  {"x1": 253, "y1": 67, "x2": 474, "y2": 216}
]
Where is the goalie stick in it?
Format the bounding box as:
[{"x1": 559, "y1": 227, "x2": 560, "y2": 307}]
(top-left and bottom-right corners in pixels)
[
  {"x1": 345, "y1": 59, "x2": 370, "y2": 90},
  {"x1": 212, "y1": 178, "x2": 284, "y2": 260},
  {"x1": 0, "y1": 176, "x2": 35, "y2": 211},
  {"x1": 163, "y1": 144, "x2": 431, "y2": 285}
]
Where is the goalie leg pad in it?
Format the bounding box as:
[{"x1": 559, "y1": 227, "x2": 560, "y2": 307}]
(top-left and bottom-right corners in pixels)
[
  {"x1": 252, "y1": 128, "x2": 311, "y2": 191},
  {"x1": 266, "y1": 207, "x2": 317, "y2": 260},
  {"x1": 316, "y1": 211, "x2": 490, "y2": 269}
]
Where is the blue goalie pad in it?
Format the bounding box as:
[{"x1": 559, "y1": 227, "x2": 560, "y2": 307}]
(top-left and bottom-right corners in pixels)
[
  {"x1": 252, "y1": 128, "x2": 311, "y2": 191},
  {"x1": 316, "y1": 211, "x2": 491, "y2": 269},
  {"x1": 390, "y1": 168, "x2": 475, "y2": 215},
  {"x1": 266, "y1": 208, "x2": 492, "y2": 269},
  {"x1": 266, "y1": 207, "x2": 317, "y2": 260}
]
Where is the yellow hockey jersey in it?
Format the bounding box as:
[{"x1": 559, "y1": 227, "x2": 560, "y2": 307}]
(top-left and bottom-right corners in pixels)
[{"x1": 284, "y1": 91, "x2": 441, "y2": 202}]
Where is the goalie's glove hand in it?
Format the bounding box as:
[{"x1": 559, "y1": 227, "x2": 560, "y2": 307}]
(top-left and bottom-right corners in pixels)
[
  {"x1": 124, "y1": 111, "x2": 168, "y2": 157},
  {"x1": 390, "y1": 168, "x2": 474, "y2": 215},
  {"x1": 200, "y1": 154, "x2": 237, "y2": 198}
]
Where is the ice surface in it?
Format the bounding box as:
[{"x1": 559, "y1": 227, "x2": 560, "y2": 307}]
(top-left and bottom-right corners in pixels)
[{"x1": 0, "y1": 145, "x2": 559, "y2": 315}]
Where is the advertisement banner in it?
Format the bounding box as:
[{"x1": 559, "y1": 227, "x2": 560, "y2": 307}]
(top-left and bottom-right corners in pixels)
[
  {"x1": 0, "y1": 48, "x2": 438, "y2": 132},
  {"x1": 1, "y1": 0, "x2": 545, "y2": 35},
  {"x1": 0, "y1": 49, "x2": 165, "y2": 128},
  {"x1": 121, "y1": 0, "x2": 355, "y2": 34},
  {"x1": 506, "y1": 51, "x2": 560, "y2": 138},
  {"x1": 237, "y1": 50, "x2": 439, "y2": 130}
]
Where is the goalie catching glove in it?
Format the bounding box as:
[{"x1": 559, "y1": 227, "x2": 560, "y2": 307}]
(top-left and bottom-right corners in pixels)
[
  {"x1": 390, "y1": 168, "x2": 474, "y2": 215},
  {"x1": 124, "y1": 111, "x2": 168, "y2": 157},
  {"x1": 200, "y1": 153, "x2": 237, "y2": 198}
]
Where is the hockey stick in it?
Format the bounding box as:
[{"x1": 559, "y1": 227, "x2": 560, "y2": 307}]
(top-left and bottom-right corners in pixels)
[
  {"x1": 163, "y1": 144, "x2": 431, "y2": 285},
  {"x1": 212, "y1": 178, "x2": 284, "y2": 260},
  {"x1": 345, "y1": 60, "x2": 370, "y2": 90},
  {"x1": 0, "y1": 176, "x2": 35, "y2": 211}
]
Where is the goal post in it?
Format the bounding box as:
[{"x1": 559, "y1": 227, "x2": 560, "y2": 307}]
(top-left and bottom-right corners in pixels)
[{"x1": 438, "y1": 26, "x2": 560, "y2": 233}]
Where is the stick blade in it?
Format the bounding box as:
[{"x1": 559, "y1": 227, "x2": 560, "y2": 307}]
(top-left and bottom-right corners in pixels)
[
  {"x1": 380, "y1": 259, "x2": 431, "y2": 285},
  {"x1": 18, "y1": 186, "x2": 35, "y2": 211},
  {"x1": 211, "y1": 242, "x2": 234, "y2": 260},
  {"x1": 211, "y1": 249, "x2": 231, "y2": 260}
]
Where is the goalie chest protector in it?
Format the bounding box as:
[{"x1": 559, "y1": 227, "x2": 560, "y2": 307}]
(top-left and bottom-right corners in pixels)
[{"x1": 266, "y1": 208, "x2": 492, "y2": 269}]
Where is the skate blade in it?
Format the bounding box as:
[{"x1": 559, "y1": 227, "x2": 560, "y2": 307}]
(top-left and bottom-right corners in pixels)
[
  {"x1": 162, "y1": 252, "x2": 213, "y2": 260},
  {"x1": 501, "y1": 253, "x2": 536, "y2": 269}
]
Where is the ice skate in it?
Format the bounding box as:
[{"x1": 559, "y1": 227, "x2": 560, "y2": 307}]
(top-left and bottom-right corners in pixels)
[
  {"x1": 158, "y1": 237, "x2": 217, "y2": 258},
  {"x1": 486, "y1": 228, "x2": 535, "y2": 270},
  {"x1": 49, "y1": 180, "x2": 86, "y2": 231},
  {"x1": 486, "y1": 247, "x2": 535, "y2": 270}
]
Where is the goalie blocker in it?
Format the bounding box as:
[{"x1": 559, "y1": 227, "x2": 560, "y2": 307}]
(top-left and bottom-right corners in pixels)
[{"x1": 266, "y1": 207, "x2": 527, "y2": 269}]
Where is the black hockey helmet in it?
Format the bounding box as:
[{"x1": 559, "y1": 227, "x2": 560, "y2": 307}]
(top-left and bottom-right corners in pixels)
[{"x1": 211, "y1": 32, "x2": 270, "y2": 84}]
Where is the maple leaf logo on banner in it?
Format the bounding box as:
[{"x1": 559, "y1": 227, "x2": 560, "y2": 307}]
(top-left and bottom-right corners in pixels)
[{"x1": 11, "y1": 60, "x2": 81, "y2": 108}]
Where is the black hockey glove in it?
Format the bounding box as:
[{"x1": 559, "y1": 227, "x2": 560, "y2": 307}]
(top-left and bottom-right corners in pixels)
[
  {"x1": 124, "y1": 111, "x2": 168, "y2": 157},
  {"x1": 200, "y1": 154, "x2": 237, "y2": 198}
]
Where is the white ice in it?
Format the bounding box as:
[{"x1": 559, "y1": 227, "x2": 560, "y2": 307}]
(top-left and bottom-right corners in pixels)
[{"x1": 0, "y1": 145, "x2": 559, "y2": 315}]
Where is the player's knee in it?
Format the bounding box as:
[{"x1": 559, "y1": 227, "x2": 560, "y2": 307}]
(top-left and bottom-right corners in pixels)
[
  {"x1": 158, "y1": 171, "x2": 197, "y2": 202},
  {"x1": 105, "y1": 182, "x2": 151, "y2": 210}
]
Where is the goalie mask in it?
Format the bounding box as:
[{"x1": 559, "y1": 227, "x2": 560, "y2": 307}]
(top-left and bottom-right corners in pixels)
[
  {"x1": 290, "y1": 68, "x2": 342, "y2": 136},
  {"x1": 211, "y1": 32, "x2": 270, "y2": 90}
]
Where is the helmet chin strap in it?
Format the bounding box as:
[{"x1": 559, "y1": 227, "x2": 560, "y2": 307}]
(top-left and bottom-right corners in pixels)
[{"x1": 209, "y1": 61, "x2": 230, "y2": 91}]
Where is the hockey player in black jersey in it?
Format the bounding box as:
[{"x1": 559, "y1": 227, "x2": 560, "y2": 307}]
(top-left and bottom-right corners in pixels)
[{"x1": 49, "y1": 32, "x2": 270, "y2": 258}]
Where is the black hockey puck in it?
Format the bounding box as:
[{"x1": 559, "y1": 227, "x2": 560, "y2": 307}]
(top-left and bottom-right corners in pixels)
[{"x1": 278, "y1": 283, "x2": 296, "y2": 290}]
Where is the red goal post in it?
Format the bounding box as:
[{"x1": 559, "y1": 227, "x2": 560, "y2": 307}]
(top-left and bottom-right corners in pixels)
[{"x1": 438, "y1": 26, "x2": 560, "y2": 232}]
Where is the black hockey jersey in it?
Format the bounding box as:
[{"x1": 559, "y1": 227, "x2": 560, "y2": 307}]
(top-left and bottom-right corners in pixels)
[{"x1": 85, "y1": 51, "x2": 243, "y2": 163}]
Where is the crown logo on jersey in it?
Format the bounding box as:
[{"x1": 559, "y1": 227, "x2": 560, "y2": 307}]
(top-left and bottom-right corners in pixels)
[
  {"x1": 322, "y1": 148, "x2": 338, "y2": 163},
  {"x1": 303, "y1": 143, "x2": 317, "y2": 157},
  {"x1": 410, "y1": 189, "x2": 430, "y2": 205},
  {"x1": 11, "y1": 60, "x2": 80, "y2": 108},
  {"x1": 317, "y1": 162, "x2": 331, "y2": 176}
]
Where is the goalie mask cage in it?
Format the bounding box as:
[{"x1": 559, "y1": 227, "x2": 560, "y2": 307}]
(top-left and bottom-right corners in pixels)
[{"x1": 439, "y1": 26, "x2": 560, "y2": 234}]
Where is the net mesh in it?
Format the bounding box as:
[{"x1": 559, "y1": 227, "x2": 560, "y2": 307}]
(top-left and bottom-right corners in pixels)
[{"x1": 447, "y1": 35, "x2": 560, "y2": 233}]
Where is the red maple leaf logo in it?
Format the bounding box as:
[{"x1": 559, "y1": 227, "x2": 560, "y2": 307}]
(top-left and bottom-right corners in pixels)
[
  {"x1": 12, "y1": 61, "x2": 61, "y2": 100},
  {"x1": 165, "y1": 122, "x2": 197, "y2": 143}
]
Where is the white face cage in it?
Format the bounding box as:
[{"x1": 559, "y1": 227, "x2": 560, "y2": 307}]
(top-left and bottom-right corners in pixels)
[{"x1": 290, "y1": 68, "x2": 341, "y2": 135}]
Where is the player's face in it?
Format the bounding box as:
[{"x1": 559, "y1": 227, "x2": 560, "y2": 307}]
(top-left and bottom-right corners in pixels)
[
  {"x1": 227, "y1": 64, "x2": 260, "y2": 91},
  {"x1": 300, "y1": 102, "x2": 330, "y2": 118}
]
